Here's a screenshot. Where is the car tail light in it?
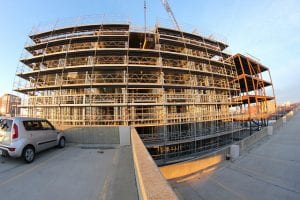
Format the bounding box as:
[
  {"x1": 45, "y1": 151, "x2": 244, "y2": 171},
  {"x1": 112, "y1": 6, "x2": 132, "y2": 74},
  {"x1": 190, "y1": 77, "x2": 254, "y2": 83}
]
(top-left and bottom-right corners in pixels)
[
  {"x1": 12, "y1": 124, "x2": 18, "y2": 139},
  {"x1": 8, "y1": 147, "x2": 16, "y2": 152}
]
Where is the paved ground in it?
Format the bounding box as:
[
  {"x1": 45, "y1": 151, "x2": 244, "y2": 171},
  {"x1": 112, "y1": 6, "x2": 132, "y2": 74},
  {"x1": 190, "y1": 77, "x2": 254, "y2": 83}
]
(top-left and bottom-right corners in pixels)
[
  {"x1": 171, "y1": 110, "x2": 300, "y2": 200},
  {"x1": 0, "y1": 144, "x2": 138, "y2": 200}
]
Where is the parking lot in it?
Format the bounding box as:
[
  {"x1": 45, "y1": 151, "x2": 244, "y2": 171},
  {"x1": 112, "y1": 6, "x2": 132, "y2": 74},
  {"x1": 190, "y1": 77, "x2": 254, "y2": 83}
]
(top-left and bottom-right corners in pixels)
[{"x1": 0, "y1": 144, "x2": 138, "y2": 200}]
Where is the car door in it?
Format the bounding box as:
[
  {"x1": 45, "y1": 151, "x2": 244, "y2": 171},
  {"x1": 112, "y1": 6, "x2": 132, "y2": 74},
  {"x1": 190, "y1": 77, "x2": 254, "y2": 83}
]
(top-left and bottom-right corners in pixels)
[
  {"x1": 40, "y1": 120, "x2": 58, "y2": 148},
  {"x1": 23, "y1": 120, "x2": 49, "y2": 152}
]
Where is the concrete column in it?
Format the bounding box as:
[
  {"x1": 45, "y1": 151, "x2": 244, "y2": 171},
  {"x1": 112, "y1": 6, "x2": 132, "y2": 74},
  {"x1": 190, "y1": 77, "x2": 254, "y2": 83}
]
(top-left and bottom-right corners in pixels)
[
  {"x1": 119, "y1": 126, "x2": 131, "y2": 146},
  {"x1": 230, "y1": 145, "x2": 239, "y2": 159},
  {"x1": 283, "y1": 116, "x2": 287, "y2": 123},
  {"x1": 267, "y1": 126, "x2": 273, "y2": 136}
]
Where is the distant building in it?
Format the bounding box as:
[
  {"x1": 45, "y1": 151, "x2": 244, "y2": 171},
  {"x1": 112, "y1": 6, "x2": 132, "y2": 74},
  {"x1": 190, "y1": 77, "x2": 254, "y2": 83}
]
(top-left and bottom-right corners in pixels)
[{"x1": 0, "y1": 93, "x2": 21, "y2": 117}]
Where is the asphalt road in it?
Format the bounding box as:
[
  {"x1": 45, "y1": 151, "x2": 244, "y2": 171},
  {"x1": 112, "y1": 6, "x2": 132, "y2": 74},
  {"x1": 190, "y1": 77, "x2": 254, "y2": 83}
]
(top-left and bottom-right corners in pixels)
[{"x1": 0, "y1": 144, "x2": 138, "y2": 200}]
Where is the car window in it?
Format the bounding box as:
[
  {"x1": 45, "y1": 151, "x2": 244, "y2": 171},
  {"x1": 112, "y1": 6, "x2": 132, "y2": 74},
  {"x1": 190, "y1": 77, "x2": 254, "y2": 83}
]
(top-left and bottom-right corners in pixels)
[
  {"x1": 0, "y1": 119, "x2": 13, "y2": 132},
  {"x1": 23, "y1": 121, "x2": 42, "y2": 131},
  {"x1": 41, "y1": 121, "x2": 54, "y2": 130}
]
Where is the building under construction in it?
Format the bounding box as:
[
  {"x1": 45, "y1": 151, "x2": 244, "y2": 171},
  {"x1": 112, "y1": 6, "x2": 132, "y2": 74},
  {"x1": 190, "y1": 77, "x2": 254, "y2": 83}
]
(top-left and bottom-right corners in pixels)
[
  {"x1": 232, "y1": 54, "x2": 276, "y2": 132},
  {"x1": 14, "y1": 18, "x2": 275, "y2": 164}
]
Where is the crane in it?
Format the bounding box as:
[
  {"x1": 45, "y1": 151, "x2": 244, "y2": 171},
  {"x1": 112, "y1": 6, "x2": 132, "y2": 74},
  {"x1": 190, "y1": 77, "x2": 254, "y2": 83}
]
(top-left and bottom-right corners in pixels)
[
  {"x1": 161, "y1": 0, "x2": 181, "y2": 31},
  {"x1": 143, "y1": 0, "x2": 181, "y2": 49}
]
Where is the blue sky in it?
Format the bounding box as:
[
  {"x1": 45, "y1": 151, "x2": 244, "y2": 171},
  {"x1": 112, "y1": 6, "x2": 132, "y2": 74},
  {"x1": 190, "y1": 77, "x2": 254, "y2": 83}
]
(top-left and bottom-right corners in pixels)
[{"x1": 0, "y1": 0, "x2": 299, "y2": 103}]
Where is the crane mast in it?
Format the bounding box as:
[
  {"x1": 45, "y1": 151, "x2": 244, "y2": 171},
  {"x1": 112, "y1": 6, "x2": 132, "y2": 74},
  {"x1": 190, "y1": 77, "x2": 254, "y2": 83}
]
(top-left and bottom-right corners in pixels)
[{"x1": 161, "y1": 0, "x2": 181, "y2": 31}]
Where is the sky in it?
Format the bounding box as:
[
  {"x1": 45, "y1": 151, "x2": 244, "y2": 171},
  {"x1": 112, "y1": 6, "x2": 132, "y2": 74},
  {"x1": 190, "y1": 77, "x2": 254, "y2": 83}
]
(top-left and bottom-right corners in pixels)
[{"x1": 0, "y1": 0, "x2": 299, "y2": 103}]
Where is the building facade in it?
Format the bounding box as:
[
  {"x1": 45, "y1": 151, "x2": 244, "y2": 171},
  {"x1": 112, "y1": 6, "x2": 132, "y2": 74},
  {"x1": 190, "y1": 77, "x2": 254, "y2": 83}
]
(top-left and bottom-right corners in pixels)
[{"x1": 0, "y1": 93, "x2": 21, "y2": 117}]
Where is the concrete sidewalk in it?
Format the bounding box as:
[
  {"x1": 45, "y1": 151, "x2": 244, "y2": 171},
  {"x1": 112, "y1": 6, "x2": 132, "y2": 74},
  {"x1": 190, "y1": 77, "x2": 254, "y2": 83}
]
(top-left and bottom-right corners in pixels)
[
  {"x1": 0, "y1": 144, "x2": 138, "y2": 200},
  {"x1": 171, "y1": 110, "x2": 300, "y2": 200}
]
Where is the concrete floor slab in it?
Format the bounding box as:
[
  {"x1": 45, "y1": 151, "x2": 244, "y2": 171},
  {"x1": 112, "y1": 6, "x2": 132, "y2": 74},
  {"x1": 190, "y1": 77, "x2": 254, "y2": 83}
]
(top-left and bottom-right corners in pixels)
[{"x1": 0, "y1": 144, "x2": 138, "y2": 200}]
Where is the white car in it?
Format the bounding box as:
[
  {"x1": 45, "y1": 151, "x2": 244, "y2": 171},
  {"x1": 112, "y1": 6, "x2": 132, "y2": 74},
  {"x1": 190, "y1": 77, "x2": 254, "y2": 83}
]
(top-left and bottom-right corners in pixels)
[{"x1": 0, "y1": 117, "x2": 65, "y2": 163}]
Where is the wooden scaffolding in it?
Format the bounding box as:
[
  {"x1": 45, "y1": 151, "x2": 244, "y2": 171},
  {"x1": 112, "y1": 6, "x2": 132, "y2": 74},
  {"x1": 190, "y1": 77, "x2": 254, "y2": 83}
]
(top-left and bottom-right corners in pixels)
[{"x1": 13, "y1": 20, "x2": 273, "y2": 164}]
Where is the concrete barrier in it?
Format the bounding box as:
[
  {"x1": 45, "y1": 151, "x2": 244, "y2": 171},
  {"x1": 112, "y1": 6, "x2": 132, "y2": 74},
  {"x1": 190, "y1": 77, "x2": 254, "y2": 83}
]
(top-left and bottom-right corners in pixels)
[
  {"x1": 272, "y1": 117, "x2": 283, "y2": 130},
  {"x1": 286, "y1": 110, "x2": 294, "y2": 120},
  {"x1": 62, "y1": 126, "x2": 131, "y2": 146},
  {"x1": 238, "y1": 127, "x2": 268, "y2": 152},
  {"x1": 131, "y1": 128, "x2": 178, "y2": 200},
  {"x1": 63, "y1": 127, "x2": 120, "y2": 144},
  {"x1": 160, "y1": 152, "x2": 225, "y2": 180},
  {"x1": 234, "y1": 109, "x2": 297, "y2": 153},
  {"x1": 272, "y1": 109, "x2": 296, "y2": 132}
]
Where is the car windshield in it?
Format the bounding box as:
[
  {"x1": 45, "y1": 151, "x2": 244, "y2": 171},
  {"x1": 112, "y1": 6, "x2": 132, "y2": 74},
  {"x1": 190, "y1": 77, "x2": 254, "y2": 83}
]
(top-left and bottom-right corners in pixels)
[{"x1": 0, "y1": 119, "x2": 13, "y2": 132}]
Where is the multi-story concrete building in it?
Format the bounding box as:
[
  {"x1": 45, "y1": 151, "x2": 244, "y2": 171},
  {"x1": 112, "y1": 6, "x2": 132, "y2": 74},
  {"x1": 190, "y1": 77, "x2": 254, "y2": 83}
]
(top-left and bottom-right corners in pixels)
[{"x1": 14, "y1": 18, "x2": 275, "y2": 164}]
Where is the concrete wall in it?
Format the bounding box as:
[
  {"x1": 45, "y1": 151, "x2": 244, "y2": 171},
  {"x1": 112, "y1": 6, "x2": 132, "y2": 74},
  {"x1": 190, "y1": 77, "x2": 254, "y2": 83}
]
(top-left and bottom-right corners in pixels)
[
  {"x1": 63, "y1": 127, "x2": 121, "y2": 144},
  {"x1": 160, "y1": 151, "x2": 227, "y2": 180},
  {"x1": 272, "y1": 117, "x2": 283, "y2": 130},
  {"x1": 238, "y1": 127, "x2": 268, "y2": 152},
  {"x1": 272, "y1": 110, "x2": 295, "y2": 131},
  {"x1": 237, "y1": 109, "x2": 297, "y2": 152},
  {"x1": 131, "y1": 128, "x2": 178, "y2": 200}
]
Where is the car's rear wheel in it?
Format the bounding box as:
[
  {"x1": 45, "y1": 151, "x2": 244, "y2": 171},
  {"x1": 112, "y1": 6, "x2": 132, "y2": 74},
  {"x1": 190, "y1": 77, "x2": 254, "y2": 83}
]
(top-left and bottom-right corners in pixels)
[
  {"x1": 22, "y1": 146, "x2": 35, "y2": 163},
  {"x1": 58, "y1": 137, "x2": 65, "y2": 148}
]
